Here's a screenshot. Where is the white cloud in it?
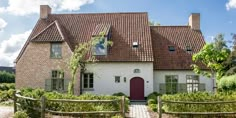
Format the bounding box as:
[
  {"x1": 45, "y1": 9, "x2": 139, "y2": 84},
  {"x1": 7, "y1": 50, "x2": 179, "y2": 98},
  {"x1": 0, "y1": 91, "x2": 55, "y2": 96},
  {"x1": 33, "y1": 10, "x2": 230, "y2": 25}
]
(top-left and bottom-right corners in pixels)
[
  {"x1": 226, "y1": 0, "x2": 236, "y2": 10},
  {"x1": 0, "y1": 0, "x2": 95, "y2": 16},
  {"x1": 0, "y1": 30, "x2": 31, "y2": 66},
  {"x1": 0, "y1": 18, "x2": 7, "y2": 31}
]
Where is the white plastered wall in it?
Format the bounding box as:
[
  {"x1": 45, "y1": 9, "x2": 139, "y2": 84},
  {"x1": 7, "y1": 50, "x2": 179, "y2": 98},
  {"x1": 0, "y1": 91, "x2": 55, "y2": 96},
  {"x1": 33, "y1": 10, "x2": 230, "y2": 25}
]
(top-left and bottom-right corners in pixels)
[{"x1": 83, "y1": 62, "x2": 153, "y2": 97}]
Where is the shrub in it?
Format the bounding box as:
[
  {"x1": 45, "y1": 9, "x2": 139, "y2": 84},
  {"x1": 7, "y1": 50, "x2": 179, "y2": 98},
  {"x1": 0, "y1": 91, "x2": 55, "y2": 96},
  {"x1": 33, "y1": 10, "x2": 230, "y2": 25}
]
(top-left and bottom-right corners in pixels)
[
  {"x1": 13, "y1": 111, "x2": 29, "y2": 118},
  {"x1": 0, "y1": 71, "x2": 15, "y2": 83},
  {"x1": 161, "y1": 91, "x2": 236, "y2": 113},
  {"x1": 18, "y1": 88, "x2": 129, "y2": 118},
  {"x1": 218, "y1": 74, "x2": 236, "y2": 91},
  {"x1": 112, "y1": 92, "x2": 128, "y2": 97},
  {"x1": 148, "y1": 99, "x2": 156, "y2": 105},
  {"x1": 112, "y1": 92, "x2": 130, "y2": 111},
  {"x1": 147, "y1": 92, "x2": 161, "y2": 112},
  {"x1": 0, "y1": 83, "x2": 15, "y2": 91},
  {"x1": 149, "y1": 104, "x2": 157, "y2": 112},
  {"x1": 0, "y1": 89, "x2": 15, "y2": 102}
]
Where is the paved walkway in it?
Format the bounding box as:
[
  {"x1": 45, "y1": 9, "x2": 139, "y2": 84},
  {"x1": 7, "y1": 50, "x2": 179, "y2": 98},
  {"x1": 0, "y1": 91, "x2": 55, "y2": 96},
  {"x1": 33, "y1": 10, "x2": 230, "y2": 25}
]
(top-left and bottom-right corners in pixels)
[
  {"x1": 129, "y1": 102, "x2": 150, "y2": 118},
  {"x1": 0, "y1": 106, "x2": 13, "y2": 118}
]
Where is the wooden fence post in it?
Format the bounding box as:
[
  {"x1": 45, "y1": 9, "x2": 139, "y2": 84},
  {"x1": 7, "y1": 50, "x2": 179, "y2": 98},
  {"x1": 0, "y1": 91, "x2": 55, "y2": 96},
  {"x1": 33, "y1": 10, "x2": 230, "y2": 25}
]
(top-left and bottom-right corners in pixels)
[
  {"x1": 13, "y1": 90, "x2": 17, "y2": 113},
  {"x1": 41, "y1": 96, "x2": 46, "y2": 118},
  {"x1": 158, "y1": 96, "x2": 162, "y2": 118},
  {"x1": 121, "y1": 96, "x2": 125, "y2": 118}
]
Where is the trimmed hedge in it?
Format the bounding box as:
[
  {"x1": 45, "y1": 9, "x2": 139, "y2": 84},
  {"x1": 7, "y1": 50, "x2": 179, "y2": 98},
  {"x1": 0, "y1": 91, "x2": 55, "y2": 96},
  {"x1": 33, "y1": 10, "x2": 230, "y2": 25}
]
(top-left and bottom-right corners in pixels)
[
  {"x1": 18, "y1": 88, "x2": 129, "y2": 118},
  {"x1": 112, "y1": 92, "x2": 130, "y2": 111},
  {"x1": 0, "y1": 83, "x2": 15, "y2": 91},
  {"x1": 147, "y1": 92, "x2": 161, "y2": 112},
  {"x1": 161, "y1": 91, "x2": 236, "y2": 112},
  {"x1": 218, "y1": 74, "x2": 236, "y2": 91},
  {"x1": 0, "y1": 71, "x2": 15, "y2": 83}
]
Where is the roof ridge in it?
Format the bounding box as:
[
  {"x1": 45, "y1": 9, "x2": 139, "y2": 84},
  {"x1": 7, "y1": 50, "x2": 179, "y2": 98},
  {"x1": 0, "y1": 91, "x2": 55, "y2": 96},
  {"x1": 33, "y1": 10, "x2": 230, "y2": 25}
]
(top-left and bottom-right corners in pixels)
[
  {"x1": 51, "y1": 12, "x2": 148, "y2": 15},
  {"x1": 150, "y1": 25, "x2": 190, "y2": 27}
]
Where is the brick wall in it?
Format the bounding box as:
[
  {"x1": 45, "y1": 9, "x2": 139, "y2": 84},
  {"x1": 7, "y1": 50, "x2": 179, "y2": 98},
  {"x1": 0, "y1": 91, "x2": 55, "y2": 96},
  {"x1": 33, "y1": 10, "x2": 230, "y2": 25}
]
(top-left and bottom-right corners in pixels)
[{"x1": 16, "y1": 42, "x2": 80, "y2": 95}]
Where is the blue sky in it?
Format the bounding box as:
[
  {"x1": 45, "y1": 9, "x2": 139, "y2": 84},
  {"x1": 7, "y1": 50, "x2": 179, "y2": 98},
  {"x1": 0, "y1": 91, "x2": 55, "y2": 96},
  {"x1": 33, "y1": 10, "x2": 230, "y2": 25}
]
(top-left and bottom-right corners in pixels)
[{"x1": 0, "y1": 0, "x2": 236, "y2": 66}]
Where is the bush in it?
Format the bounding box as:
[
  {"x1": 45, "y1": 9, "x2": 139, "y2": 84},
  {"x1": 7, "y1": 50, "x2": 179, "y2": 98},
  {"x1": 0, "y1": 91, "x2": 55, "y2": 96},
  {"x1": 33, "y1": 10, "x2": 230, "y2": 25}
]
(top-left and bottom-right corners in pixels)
[
  {"x1": 147, "y1": 92, "x2": 161, "y2": 112},
  {"x1": 112, "y1": 92, "x2": 130, "y2": 111},
  {"x1": 13, "y1": 111, "x2": 28, "y2": 118},
  {"x1": 0, "y1": 83, "x2": 15, "y2": 91},
  {"x1": 148, "y1": 99, "x2": 156, "y2": 105},
  {"x1": 218, "y1": 74, "x2": 236, "y2": 91},
  {"x1": 161, "y1": 91, "x2": 236, "y2": 112},
  {"x1": 0, "y1": 71, "x2": 15, "y2": 83},
  {"x1": 112, "y1": 92, "x2": 128, "y2": 97},
  {"x1": 149, "y1": 104, "x2": 157, "y2": 112},
  {"x1": 0, "y1": 89, "x2": 15, "y2": 102},
  {"x1": 18, "y1": 88, "x2": 129, "y2": 118}
]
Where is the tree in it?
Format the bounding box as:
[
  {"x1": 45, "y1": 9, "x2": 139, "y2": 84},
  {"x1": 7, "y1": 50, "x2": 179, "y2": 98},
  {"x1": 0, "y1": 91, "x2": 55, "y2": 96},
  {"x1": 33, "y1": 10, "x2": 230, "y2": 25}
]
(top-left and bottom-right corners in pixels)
[
  {"x1": 149, "y1": 21, "x2": 160, "y2": 26},
  {"x1": 192, "y1": 34, "x2": 231, "y2": 91},
  {"x1": 225, "y1": 33, "x2": 236, "y2": 75},
  {"x1": 68, "y1": 32, "x2": 113, "y2": 95}
]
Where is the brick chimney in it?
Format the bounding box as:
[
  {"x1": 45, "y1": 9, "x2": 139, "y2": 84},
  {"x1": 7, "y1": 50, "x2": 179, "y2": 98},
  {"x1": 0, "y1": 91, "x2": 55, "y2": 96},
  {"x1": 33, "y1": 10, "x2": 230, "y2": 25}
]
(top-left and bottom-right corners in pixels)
[
  {"x1": 188, "y1": 13, "x2": 200, "y2": 30},
  {"x1": 40, "y1": 5, "x2": 51, "y2": 19}
]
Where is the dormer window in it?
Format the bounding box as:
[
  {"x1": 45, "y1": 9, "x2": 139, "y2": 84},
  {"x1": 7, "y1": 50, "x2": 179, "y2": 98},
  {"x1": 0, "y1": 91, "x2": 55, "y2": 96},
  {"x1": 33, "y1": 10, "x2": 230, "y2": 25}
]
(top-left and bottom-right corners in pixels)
[
  {"x1": 168, "y1": 46, "x2": 175, "y2": 51},
  {"x1": 186, "y1": 46, "x2": 192, "y2": 51},
  {"x1": 92, "y1": 24, "x2": 111, "y2": 55},
  {"x1": 132, "y1": 42, "x2": 138, "y2": 48}
]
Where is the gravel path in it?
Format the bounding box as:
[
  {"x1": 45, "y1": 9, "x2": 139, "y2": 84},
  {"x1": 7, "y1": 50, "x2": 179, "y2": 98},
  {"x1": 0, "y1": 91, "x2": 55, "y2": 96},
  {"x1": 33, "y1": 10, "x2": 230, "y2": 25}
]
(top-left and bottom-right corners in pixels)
[{"x1": 0, "y1": 106, "x2": 13, "y2": 118}]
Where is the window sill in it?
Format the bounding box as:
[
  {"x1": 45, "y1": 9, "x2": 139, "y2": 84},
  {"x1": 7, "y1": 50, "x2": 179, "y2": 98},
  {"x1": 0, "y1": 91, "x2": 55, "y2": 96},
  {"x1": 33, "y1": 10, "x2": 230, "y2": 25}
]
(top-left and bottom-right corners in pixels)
[
  {"x1": 50, "y1": 57, "x2": 62, "y2": 59},
  {"x1": 82, "y1": 88, "x2": 94, "y2": 91}
]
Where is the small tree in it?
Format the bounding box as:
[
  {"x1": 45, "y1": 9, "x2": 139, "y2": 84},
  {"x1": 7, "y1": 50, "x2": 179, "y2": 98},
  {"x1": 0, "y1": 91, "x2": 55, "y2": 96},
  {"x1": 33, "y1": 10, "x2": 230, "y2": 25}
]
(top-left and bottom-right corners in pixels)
[
  {"x1": 192, "y1": 34, "x2": 231, "y2": 91},
  {"x1": 149, "y1": 21, "x2": 160, "y2": 26},
  {"x1": 68, "y1": 32, "x2": 113, "y2": 95}
]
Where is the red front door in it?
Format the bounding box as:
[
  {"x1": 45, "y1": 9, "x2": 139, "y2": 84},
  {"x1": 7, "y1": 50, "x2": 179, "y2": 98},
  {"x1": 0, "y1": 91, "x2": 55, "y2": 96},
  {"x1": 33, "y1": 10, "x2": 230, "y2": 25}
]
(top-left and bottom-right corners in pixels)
[{"x1": 130, "y1": 77, "x2": 144, "y2": 100}]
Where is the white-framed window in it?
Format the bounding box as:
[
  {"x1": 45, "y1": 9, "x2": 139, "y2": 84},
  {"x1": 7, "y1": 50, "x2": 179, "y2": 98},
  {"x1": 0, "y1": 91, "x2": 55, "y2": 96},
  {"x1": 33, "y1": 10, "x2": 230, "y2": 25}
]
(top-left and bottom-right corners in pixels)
[
  {"x1": 186, "y1": 75, "x2": 199, "y2": 92},
  {"x1": 165, "y1": 75, "x2": 178, "y2": 94},
  {"x1": 83, "y1": 73, "x2": 94, "y2": 89},
  {"x1": 51, "y1": 70, "x2": 64, "y2": 91},
  {"x1": 115, "y1": 76, "x2": 120, "y2": 83},
  {"x1": 93, "y1": 37, "x2": 107, "y2": 55},
  {"x1": 51, "y1": 43, "x2": 62, "y2": 58}
]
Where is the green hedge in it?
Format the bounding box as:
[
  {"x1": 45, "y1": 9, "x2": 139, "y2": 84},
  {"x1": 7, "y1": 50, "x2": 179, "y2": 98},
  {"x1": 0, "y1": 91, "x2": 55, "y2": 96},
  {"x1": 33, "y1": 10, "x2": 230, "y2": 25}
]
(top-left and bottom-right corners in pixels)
[
  {"x1": 147, "y1": 92, "x2": 161, "y2": 112},
  {"x1": 0, "y1": 71, "x2": 15, "y2": 83},
  {"x1": 161, "y1": 91, "x2": 236, "y2": 112},
  {"x1": 18, "y1": 88, "x2": 129, "y2": 118},
  {"x1": 218, "y1": 74, "x2": 236, "y2": 91},
  {"x1": 0, "y1": 83, "x2": 15, "y2": 91}
]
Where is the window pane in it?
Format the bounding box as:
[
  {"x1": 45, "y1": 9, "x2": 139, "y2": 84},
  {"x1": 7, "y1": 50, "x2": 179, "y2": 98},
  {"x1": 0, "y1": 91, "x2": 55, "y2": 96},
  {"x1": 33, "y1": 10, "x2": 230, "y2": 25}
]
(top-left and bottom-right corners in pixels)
[
  {"x1": 89, "y1": 78, "x2": 93, "y2": 88},
  {"x1": 51, "y1": 43, "x2": 62, "y2": 58},
  {"x1": 115, "y1": 76, "x2": 120, "y2": 83},
  {"x1": 94, "y1": 37, "x2": 106, "y2": 55},
  {"x1": 84, "y1": 78, "x2": 88, "y2": 88}
]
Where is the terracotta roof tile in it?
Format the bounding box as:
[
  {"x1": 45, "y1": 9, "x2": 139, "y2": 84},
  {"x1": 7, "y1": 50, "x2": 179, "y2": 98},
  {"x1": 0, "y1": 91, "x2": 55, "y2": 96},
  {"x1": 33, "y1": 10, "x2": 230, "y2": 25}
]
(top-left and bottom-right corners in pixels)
[
  {"x1": 151, "y1": 26, "x2": 207, "y2": 70},
  {"x1": 92, "y1": 24, "x2": 111, "y2": 36},
  {"x1": 16, "y1": 12, "x2": 153, "y2": 62}
]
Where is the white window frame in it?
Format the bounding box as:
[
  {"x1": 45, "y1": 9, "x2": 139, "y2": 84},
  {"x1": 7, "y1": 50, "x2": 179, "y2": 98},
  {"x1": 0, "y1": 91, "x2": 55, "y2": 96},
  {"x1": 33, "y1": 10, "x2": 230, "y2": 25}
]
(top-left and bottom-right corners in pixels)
[
  {"x1": 186, "y1": 75, "x2": 199, "y2": 92},
  {"x1": 83, "y1": 73, "x2": 94, "y2": 90}
]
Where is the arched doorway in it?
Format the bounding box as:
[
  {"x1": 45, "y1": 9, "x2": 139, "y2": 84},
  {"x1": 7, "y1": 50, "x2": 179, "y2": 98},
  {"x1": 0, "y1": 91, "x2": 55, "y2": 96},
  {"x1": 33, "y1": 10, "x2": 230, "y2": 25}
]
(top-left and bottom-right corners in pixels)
[{"x1": 130, "y1": 77, "x2": 144, "y2": 100}]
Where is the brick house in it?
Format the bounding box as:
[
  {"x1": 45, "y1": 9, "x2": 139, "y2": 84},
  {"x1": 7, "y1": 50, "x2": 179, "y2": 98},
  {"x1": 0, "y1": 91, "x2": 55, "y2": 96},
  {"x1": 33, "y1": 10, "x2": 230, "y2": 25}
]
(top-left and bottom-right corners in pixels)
[{"x1": 15, "y1": 5, "x2": 213, "y2": 100}]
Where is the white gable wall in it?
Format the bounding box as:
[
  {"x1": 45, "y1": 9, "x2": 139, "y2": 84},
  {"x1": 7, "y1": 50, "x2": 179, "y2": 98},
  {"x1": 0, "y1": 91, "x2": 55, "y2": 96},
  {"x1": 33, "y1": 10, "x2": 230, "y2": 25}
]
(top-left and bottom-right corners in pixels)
[
  {"x1": 83, "y1": 62, "x2": 153, "y2": 97},
  {"x1": 154, "y1": 70, "x2": 214, "y2": 93}
]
